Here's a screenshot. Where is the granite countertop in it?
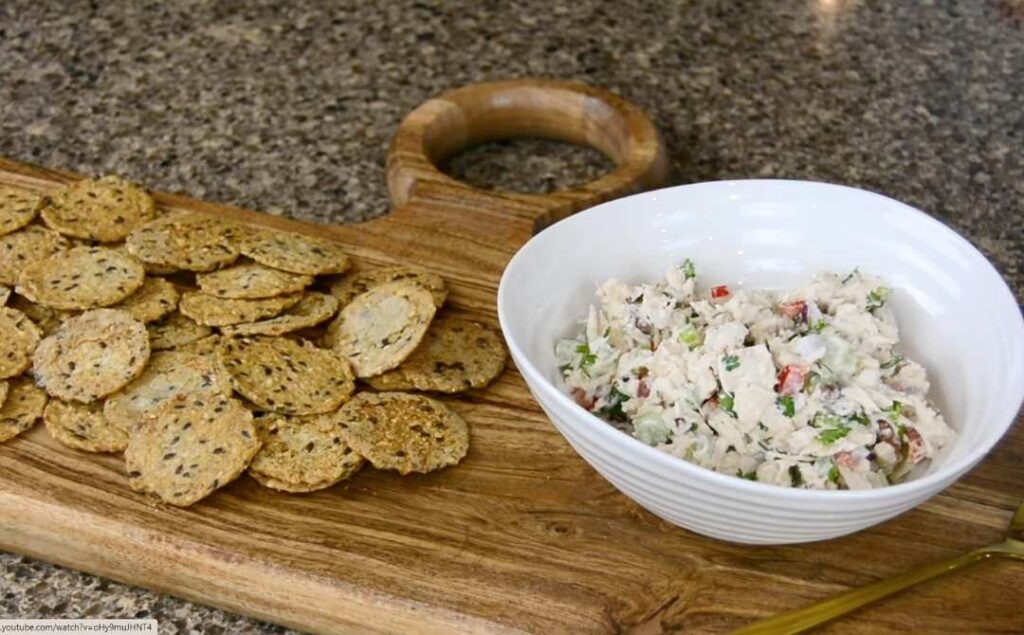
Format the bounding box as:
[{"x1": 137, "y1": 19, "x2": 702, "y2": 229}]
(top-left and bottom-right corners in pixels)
[{"x1": 1, "y1": 0, "x2": 1022, "y2": 632}]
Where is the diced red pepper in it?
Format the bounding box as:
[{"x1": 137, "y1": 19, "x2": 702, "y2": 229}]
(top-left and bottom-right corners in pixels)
[
  {"x1": 710, "y1": 285, "x2": 731, "y2": 299},
  {"x1": 778, "y1": 300, "x2": 807, "y2": 320},
  {"x1": 905, "y1": 428, "x2": 927, "y2": 464},
  {"x1": 637, "y1": 380, "x2": 650, "y2": 399},
  {"x1": 776, "y1": 364, "x2": 807, "y2": 395},
  {"x1": 571, "y1": 388, "x2": 596, "y2": 410}
]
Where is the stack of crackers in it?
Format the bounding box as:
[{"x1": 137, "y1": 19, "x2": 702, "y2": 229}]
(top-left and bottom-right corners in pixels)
[{"x1": 0, "y1": 176, "x2": 506, "y2": 506}]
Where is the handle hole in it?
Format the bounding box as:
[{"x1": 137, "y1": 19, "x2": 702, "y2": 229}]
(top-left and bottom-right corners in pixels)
[{"x1": 439, "y1": 138, "x2": 615, "y2": 195}]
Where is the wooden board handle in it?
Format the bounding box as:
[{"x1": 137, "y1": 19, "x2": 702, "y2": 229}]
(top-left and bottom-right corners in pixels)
[{"x1": 386, "y1": 79, "x2": 669, "y2": 234}]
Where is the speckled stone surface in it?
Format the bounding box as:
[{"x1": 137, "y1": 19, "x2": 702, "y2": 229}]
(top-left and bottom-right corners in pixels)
[{"x1": 1, "y1": 0, "x2": 1022, "y2": 631}]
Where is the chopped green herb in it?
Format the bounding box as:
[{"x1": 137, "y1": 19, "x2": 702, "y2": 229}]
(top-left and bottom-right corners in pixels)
[
  {"x1": 717, "y1": 392, "x2": 737, "y2": 418},
  {"x1": 880, "y1": 355, "x2": 905, "y2": 370},
  {"x1": 817, "y1": 425, "x2": 851, "y2": 444},
  {"x1": 776, "y1": 395, "x2": 796, "y2": 417},
  {"x1": 722, "y1": 354, "x2": 740, "y2": 371},
  {"x1": 866, "y1": 287, "x2": 890, "y2": 311},
  {"x1": 678, "y1": 324, "x2": 701, "y2": 349},
  {"x1": 848, "y1": 411, "x2": 870, "y2": 427},
  {"x1": 576, "y1": 343, "x2": 597, "y2": 368},
  {"x1": 681, "y1": 258, "x2": 696, "y2": 279},
  {"x1": 887, "y1": 400, "x2": 904, "y2": 420},
  {"x1": 789, "y1": 465, "x2": 804, "y2": 487},
  {"x1": 737, "y1": 470, "x2": 758, "y2": 481},
  {"x1": 809, "y1": 319, "x2": 828, "y2": 333},
  {"x1": 757, "y1": 422, "x2": 769, "y2": 431},
  {"x1": 596, "y1": 386, "x2": 629, "y2": 422},
  {"x1": 688, "y1": 422, "x2": 699, "y2": 433},
  {"x1": 828, "y1": 465, "x2": 841, "y2": 484},
  {"x1": 841, "y1": 267, "x2": 860, "y2": 284}
]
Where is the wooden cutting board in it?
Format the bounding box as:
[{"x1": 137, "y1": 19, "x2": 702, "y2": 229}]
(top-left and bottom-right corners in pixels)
[{"x1": 0, "y1": 79, "x2": 1022, "y2": 634}]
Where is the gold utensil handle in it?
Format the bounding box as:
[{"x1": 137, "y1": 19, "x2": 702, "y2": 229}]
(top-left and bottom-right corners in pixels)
[{"x1": 731, "y1": 547, "x2": 1006, "y2": 634}]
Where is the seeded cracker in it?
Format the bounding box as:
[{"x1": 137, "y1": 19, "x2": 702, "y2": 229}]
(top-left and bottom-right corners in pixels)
[
  {"x1": 328, "y1": 265, "x2": 448, "y2": 309},
  {"x1": 104, "y1": 350, "x2": 232, "y2": 432},
  {"x1": 329, "y1": 279, "x2": 436, "y2": 378},
  {"x1": 126, "y1": 213, "x2": 240, "y2": 272},
  {"x1": 197, "y1": 262, "x2": 312, "y2": 299},
  {"x1": 0, "y1": 226, "x2": 70, "y2": 286},
  {"x1": 44, "y1": 400, "x2": 128, "y2": 453},
  {"x1": 248, "y1": 412, "x2": 364, "y2": 493},
  {"x1": 0, "y1": 381, "x2": 8, "y2": 409},
  {"x1": 0, "y1": 285, "x2": 10, "y2": 305},
  {"x1": 125, "y1": 393, "x2": 260, "y2": 506},
  {"x1": 0, "y1": 378, "x2": 47, "y2": 442},
  {"x1": 33, "y1": 309, "x2": 150, "y2": 402},
  {"x1": 179, "y1": 290, "x2": 303, "y2": 327},
  {"x1": 337, "y1": 392, "x2": 469, "y2": 475},
  {"x1": 238, "y1": 229, "x2": 352, "y2": 275},
  {"x1": 0, "y1": 307, "x2": 41, "y2": 379},
  {"x1": 219, "y1": 336, "x2": 355, "y2": 415},
  {"x1": 113, "y1": 277, "x2": 180, "y2": 323},
  {"x1": 366, "y1": 317, "x2": 507, "y2": 393},
  {"x1": 16, "y1": 246, "x2": 145, "y2": 310},
  {"x1": 147, "y1": 312, "x2": 213, "y2": 350},
  {"x1": 40, "y1": 176, "x2": 155, "y2": 242},
  {"x1": 222, "y1": 292, "x2": 338, "y2": 337},
  {"x1": 0, "y1": 185, "x2": 42, "y2": 237}
]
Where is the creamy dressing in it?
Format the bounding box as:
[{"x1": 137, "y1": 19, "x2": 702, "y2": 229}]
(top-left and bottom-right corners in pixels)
[{"x1": 556, "y1": 262, "x2": 954, "y2": 490}]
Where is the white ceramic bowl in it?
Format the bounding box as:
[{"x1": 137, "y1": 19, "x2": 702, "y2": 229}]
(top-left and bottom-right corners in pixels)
[{"x1": 497, "y1": 179, "x2": 1024, "y2": 545}]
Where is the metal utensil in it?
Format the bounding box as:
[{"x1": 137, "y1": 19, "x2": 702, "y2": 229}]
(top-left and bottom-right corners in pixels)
[{"x1": 731, "y1": 503, "x2": 1024, "y2": 634}]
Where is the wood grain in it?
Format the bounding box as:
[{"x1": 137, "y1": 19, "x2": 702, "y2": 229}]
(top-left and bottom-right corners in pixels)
[{"x1": 1, "y1": 79, "x2": 1022, "y2": 634}]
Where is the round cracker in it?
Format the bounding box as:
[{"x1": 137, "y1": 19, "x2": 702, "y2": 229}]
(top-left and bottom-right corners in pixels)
[
  {"x1": 328, "y1": 280, "x2": 436, "y2": 378},
  {"x1": 0, "y1": 377, "x2": 47, "y2": 442},
  {"x1": 222, "y1": 292, "x2": 338, "y2": 338},
  {"x1": 0, "y1": 186, "x2": 42, "y2": 237},
  {"x1": 328, "y1": 265, "x2": 448, "y2": 310},
  {"x1": 33, "y1": 309, "x2": 150, "y2": 403},
  {"x1": 16, "y1": 246, "x2": 145, "y2": 310},
  {"x1": 148, "y1": 312, "x2": 213, "y2": 350},
  {"x1": 40, "y1": 176, "x2": 155, "y2": 242},
  {"x1": 196, "y1": 262, "x2": 312, "y2": 299},
  {"x1": 248, "y1": 412, "x2": 364, "y2": 492},
  {"x1": 104, "y1": 350, "x2": 232, "y2": 432},
  {"x1": 179, "y1": 290, "x2": 303, "y2": 327},
  {"x1": 0, "y1": 284, "x2": 10, "y2": 306},
  {"x1": 126, "y1": 213, "x2": 240, "y2": 272},
  {"x1": 218, "y1": 336, "x2": 355, "y2": 415},
  {"x1": 125, "y1": 393, "x2": 260, "y2": 506},
  {"x1": 0, "y1": 226, "x2": 70, "y2": 286},
  {"x1": 0, "y1": 380, "x2": 8, "y2": 409},
  {"x1": 248, "y1": 470, "x2": 340, "y2": 493},
  {"x1": 43, "y1": 399, "x2": 128, "y2": 453},
  {"x1": 238, "y1": 229, "x2": 351, "y2": 275},
  {"x1": 0, "y1": 307, "x2": 41, "y2": 379},
  {"x1": 113, "y1": 276, "x2": 180, "y2": 323},
  {"x1": 365, "y1": 317, "x2": 507, "y2": 393},
  {"x1": 337, "y1": 392, "x2": 469, "y2": 475}
]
